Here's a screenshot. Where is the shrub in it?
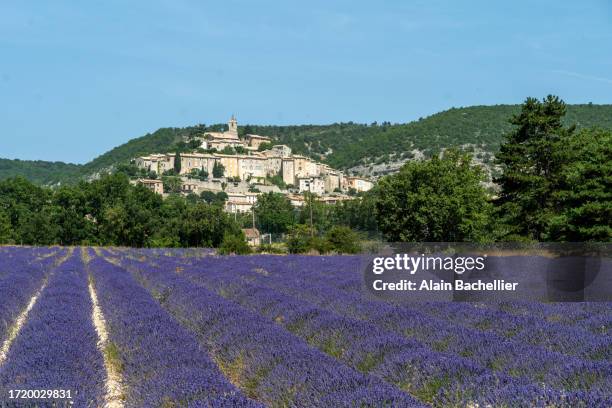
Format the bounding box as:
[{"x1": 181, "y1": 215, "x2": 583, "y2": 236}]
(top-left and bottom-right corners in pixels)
[
  {"x1": 257, "y1": 244, "x2": 286, "y2": 254},
  {"x1": 325, "y1": 226, "x2": 361, "y2": 254},
  {"x1": 309, "y1": 236, "x2": 332, "y2": 254},
  {"x1": 286, "y1": 224, "x2": 315, "y2": 254},
  {"x1": 218, "y1": 232, "x2": 251, "y2": 255}
]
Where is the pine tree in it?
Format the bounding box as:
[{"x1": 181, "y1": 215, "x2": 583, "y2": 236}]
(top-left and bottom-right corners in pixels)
[
  {"x1": 495, "y1": 95, "x2": 572, "y2": 241},
  {"x1": 548, "y1": 128, "x2": 612, "y2": 241}
]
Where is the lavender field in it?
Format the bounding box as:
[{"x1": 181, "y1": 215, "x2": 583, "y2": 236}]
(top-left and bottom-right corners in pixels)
[{"x1": 0, "y1": 247, "x2": 610, "y2": 407}]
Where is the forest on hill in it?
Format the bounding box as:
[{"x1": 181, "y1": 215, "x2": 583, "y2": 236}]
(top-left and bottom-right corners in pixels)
[
  {"x1": 2, "y1": 103, "x2": 611, "y2": 185},
  {"x1": 0, "y1": 159, "x2": 81, "y2": 185},
  {"x1": 242, "y1": 103, "x2": 612, "y2": 169}
]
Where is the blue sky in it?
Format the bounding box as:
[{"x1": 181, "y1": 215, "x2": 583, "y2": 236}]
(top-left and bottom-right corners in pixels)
[{"x1": 1, "y1": 1, "x2": 611, "y2": 164}]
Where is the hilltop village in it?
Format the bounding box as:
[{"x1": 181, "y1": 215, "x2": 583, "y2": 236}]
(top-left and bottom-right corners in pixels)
[{"x1": 133, "y1": 116, "x2": 374, "y2": 214}]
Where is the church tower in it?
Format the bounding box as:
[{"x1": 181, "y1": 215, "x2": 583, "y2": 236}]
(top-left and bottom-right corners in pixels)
[{"x1": 228, "y1": 114, "x2": 238, "y2": 136}]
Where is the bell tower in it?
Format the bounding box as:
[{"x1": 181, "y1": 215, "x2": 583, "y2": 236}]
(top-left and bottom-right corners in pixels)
[{"x1": 228, "y1": 114, "x2": 238, "y2": 135}]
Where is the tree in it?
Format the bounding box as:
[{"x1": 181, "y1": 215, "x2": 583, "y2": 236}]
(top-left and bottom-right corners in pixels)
[
  {"x1": 201, "y1": 191, "x2": 228, "y2": 206},
  {"x1": 258, "y1": 142, "x2": 273, "y2": 151},
  {"x1": 17, "y1": 207, "x2": 59, "y2": 245},
  {"x1": 0, "y1": 208, "x2": 12, "y2": 244},
  {"x1": 495, "y1": 95, "x2": 571, "y2": 241},
  {"x1": 0, "y1": 174, "x2": 248, "y2": 248},
  {"x1": 286, "y1": 224, "x2": 315, "y2": 254},
  {"x1": 187, "y1": 139, "x2": 201, "y2": 149},
  {"x1": 221, "y1": 146, "x2": 236, "y2": 155},
  {"x1": 215, "y1": 191, "x2": 228, "y2": 204},
  {"x1": 298, "y1": 192, "x2": 332, "y2": 233},
  {"x1": 218, "y1": 232, "x2": 251, "y2": 255},
  {"x1": 174, "y1": 152, "x2": 182, "y2": 174},
  {"x1": 375, "y1": 150, "x2": 492, "y2": 242},
  {"x1": 266, "y1": 174, "x2": 287, "y2": 190},
  {"x1": 325, "y1": 225, "x2": 361, "y2": 254},
  {"x1": 162, "y1": 176, "x2": 182, "y2": 194},
  {"x1": 547, "y1": 128, "x2": 612, "y2": 241},
  {"x1": 51, "y1": 185, "x2": 96, "y2": 245},
  {"x1": 179, "y1": 203, "x2": 239, "y2": 247},
  {"x1": 330, "y1": 192, "x2": 378, "y2": 233},
  {"x1": 213, "y1": 161, "x2": 225, "y2": 178},
  {"x1": 254, "y1": 192, "x2": 295, "y2": 234},
  {"x1": 115, "y1": 162, "x2": 141, "y2": 178},
  {"x1": 200, "y1": 191, "x2": 217, "y2": 204}
]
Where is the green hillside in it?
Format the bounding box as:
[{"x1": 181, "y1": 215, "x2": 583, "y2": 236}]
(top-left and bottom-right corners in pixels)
[
  {"x1": 0, "y1": 126, "x2": 202, "y2": 185},
  {"x1": 78, "y1": 126, "x2": 201, "y2": 176},
  {"x1": 0, "y1": 159, "x2": 81, "y2": 185},
  {"x1": 2, "y1": 103, "x2": 611, "y2": 184},
  {"x1": 243, "y1": 103, "x2": 612, "y2": 169}
]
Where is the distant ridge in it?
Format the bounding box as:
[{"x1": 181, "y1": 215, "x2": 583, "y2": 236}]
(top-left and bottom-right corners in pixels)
[{"x1": 2, "y1": 103, "x2": 612, "y2": 185}]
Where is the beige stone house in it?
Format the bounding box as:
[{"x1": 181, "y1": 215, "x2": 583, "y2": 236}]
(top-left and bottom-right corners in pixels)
[
  {"x1": 246, "y1": 134, "x2": 271, "y2": 149},
  {"x1": 135, "y1": 154, "x2": 174, "y2": 174},
  {"x1": 225, "y1": 192, "x2": 259, "y2": 213},
  {"x1": 136, "y1": 178, "x2": 164, "y2": 195},
  {"x1": 345, "y1": 176, "x2": 374, "y2": 192},
  {"x1": 298, "y1": 177, "x2": 325, "y2": 195}
]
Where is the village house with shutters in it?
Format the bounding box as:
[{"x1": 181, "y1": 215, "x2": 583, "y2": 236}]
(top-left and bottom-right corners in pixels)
[{"x1": 134, "y1": 116, "x2": 374, "y2": 214}]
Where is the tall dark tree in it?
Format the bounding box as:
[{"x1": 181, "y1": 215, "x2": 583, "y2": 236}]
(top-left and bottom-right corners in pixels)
[
  {"x1": 174, "y1": 152, "x2": 182, "y2": 174},
  {"x1": 495, "y1": 95, "x2": 573, "y2": 241},
  {"x1": 376, "y1": 150, "x2": 492, "y2": 242},
  {"x1": 212, "y1": 161, "x2": 225, "y2": 178},
  {"x1": 548, "y1": 128, "x2": 612, "y2": 241}
]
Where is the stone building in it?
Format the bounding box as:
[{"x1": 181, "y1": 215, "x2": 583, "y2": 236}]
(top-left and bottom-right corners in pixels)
[
  {"x1": 199, "y1": 115, "x2": 244, "y2": 151},
  {"x1": 225, "y1": 192, "x2": 259, "y2": 213},
  {"x1": 345, "y1": 176, "x2": 374, "y2": 192},
  {"x1": 281, "y1": 158, "x2": 296, "y2": 186},
  {"x1": 179, "y1": 153, "x2": 218, "y2": 176},
  {"x1": 270, "y1": 144, "x2": 292, "y2": 158},
  {"x1": 293, "y1": 155, "x2": 319, "y2": 179},
  {"x1": 242, "y1": 228, "x2": 261, "y2": 247},
  {"x1": 298, "y1": 177, "x2": 325, "y2": 195},
  {"x1": 133, "y1": 113, "x2": 376, "y2": 203},
  {"x1": 135, "y1": 154, "x2": 174, "y2": 174},
  {"x1": 237, "y1": 155, "x2": 268, "y2": 181},
  {"x1": 136, "y1": 178, "x2": 164, "y2": 195},
  {"x1": 246, "y1": 134, "x2": 271, "y2": 149}
]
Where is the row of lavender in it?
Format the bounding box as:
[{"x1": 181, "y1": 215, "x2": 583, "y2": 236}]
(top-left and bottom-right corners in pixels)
[
  {"x1": 130, "y1": 248, "x2": 611, "y2": 336},
  {"x1": 251, "y1": 254, "x2": 608, "y2": 359},
  {"x1": 266, "y1": 255, "x2": 610, "y2": 359},
  {"x1": 0, "y1": 250, "x2": 105, "y2": 407},
  {"x1": 0, "y1": 247, "x2": 62, "y2": 352},
  {"x1": 121, "y1": 250, "x2": 611, "y2": 407},
  {"x1": 148, "y1": 253, "x2": 610, "y2": 368},
  {"x1": 104, "y1": 250, "x2": 426, "y2": 407},
  {"x1": 0, "y1": 249, "x2": 261, "y2": 407},
  {"x1": 86, "y1": 253, "x2": 261, "y2": 407}
]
